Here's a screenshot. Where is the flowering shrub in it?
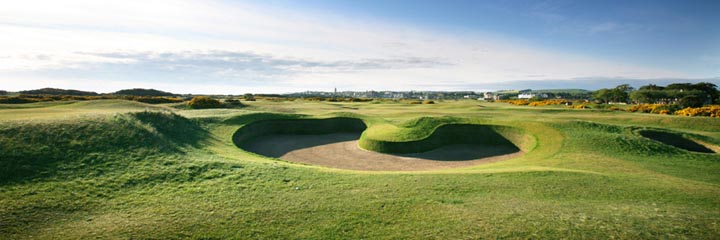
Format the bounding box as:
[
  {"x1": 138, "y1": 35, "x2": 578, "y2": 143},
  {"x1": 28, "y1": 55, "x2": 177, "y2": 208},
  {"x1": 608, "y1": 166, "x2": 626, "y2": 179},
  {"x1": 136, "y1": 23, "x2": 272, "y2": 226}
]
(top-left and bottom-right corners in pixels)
[
  {"x1": 626, "y1": 104, "x2": 681, "y2": 114},
  {"x1": 302, "y1": 97, "x2": 373, "y2": 102},
  {"x1": 502, "y1": 100, "x2": 529, "y2": 105},
  {"x1": 674, "y1": 105, "x2": 720, "y2": 118},
  {"x1": 187, "y1": 96, "x2": 223, "y2": 109},
  {"x1": 528, "y1": 99, "x2": 569, "y2": 106},
  {"x1": 627, "y1": 104, "x2": 664, "y2": 113},
  {"x1": 497, "y1": 94, "x2": 720, "y2": 118},
  {"x1": 503, "y1": 99, "x2": 573, "y2": 106}
]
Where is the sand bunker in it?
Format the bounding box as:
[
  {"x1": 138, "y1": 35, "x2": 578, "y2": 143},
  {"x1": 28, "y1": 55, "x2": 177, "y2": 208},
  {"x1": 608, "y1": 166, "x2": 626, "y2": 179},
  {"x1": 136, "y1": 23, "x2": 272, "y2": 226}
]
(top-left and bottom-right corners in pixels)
[
  {"x1": 638, "y1": 130, "x2": 716, "y2": 153},
  {"x1": 233, "y1": 118, "x2": 529, "y2": 171},
  {"x1": 241, "y1": 132, "x2": 523, "y2": 171}
]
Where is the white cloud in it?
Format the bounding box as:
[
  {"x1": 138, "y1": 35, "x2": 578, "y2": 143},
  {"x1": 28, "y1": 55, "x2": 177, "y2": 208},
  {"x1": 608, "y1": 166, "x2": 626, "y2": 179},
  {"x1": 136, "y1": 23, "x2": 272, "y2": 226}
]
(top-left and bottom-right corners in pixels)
[{"x1": 0, "y1": 0, "x2": 698, "y2": 93}]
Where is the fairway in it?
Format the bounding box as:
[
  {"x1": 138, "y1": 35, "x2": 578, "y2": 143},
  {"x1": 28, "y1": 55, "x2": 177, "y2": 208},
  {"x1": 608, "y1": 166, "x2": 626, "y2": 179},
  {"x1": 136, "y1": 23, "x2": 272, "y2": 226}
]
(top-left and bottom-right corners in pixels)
[
  {"x1": 3, "y1": 0, "x2": 718, "y2": 238},
  {"x1": 2, "y1": 99, "x2": 719, "y2": 239}
]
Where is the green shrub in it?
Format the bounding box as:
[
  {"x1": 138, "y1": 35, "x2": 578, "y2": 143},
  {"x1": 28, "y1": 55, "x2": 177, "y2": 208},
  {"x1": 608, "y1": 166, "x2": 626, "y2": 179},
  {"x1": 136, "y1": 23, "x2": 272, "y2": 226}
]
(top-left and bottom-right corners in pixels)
[
  {"x1": 187, "y1": 96, "x2": 223, "y2": 109},
  {"x1": 243, "y1": 93, "x2": 256, "y2": 101},
  {"x1": 0, "y1": 97, "x2": 38, "y2": 104},
  {"x1": 224, "y1": 99, "x2": 243, "y2": 106},
  {"x1": 113, "y1": 88, "x2": 175, "y2": 96},
  {"x1": 133, "y1": 96, "x2": 184, "y2": 104},
  {"x1": 422, "y1": 100, "x2": 435, "y2": 104}
]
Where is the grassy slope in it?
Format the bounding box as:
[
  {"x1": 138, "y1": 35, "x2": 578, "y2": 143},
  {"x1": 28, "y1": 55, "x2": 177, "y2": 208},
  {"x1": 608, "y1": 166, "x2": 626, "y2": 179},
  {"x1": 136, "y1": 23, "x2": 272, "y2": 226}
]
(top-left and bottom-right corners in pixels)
[{"x1": 1, "y1": 99, "x2": 719, "y2": 239}]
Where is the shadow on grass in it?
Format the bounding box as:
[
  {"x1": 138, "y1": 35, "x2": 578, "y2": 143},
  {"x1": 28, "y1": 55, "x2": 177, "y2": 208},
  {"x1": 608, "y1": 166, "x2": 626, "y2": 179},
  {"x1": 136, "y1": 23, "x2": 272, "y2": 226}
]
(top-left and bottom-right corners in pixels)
[{"x1": 638, "y1": 130, "x2": 715, "y2": 153}]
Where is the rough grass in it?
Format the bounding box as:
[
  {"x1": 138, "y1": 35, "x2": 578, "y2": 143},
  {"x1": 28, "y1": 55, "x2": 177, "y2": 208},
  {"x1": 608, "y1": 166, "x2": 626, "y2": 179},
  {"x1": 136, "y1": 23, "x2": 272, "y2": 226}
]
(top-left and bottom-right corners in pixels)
[
  {"x1": 1, "y1": 99, "x2": 719, "y2": 239},
  {"x1": 0, "y1": 111, "x2": 206, "y2": 183}
]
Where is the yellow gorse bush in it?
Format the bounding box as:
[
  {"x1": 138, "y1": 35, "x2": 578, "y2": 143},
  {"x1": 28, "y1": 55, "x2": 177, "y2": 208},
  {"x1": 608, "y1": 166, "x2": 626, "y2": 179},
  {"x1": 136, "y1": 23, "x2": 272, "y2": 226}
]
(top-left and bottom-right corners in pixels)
[
  {"x1": 674, "y1": 105, "x2": 720, "y2": 118},
  {"x1": 529, "y1": 99, "x2": 569, "y2": 106},
  {"x1": 502, "y1": 99, "x2": 574, "y2": 107},
  {"x1": 502, "y1": 99, "x2": 529, "y2": 105},
  {"x1": 626, "y1": 104, "x2": 665, "y2": 113}
]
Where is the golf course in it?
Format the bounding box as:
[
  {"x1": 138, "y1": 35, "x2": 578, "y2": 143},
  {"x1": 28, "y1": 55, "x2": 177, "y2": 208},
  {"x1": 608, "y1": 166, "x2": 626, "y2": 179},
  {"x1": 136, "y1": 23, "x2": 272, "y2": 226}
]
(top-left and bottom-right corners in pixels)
[{"x1": 1, "y1": 99, "x2": 718, "y2": 239}]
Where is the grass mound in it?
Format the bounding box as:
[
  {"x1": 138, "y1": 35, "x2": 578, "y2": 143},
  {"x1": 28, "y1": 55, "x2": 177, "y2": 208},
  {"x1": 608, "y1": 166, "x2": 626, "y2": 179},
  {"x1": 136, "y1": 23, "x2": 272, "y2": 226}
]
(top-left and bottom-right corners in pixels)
[
  {"x1": 359, "y1": 124, "x2": 530, "y2": 154},
  {"x1": 638, "y1": 130, "x2": 716, "y2": 153},
  {"x1": 0, "y1": 111, "x2": 206, "y2": 183}
]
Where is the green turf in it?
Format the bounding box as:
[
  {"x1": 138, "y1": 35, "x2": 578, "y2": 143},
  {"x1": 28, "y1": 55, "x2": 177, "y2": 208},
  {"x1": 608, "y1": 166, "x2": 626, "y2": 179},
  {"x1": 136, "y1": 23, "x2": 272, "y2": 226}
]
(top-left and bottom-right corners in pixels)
[{"x1": 1, "y1": 99, "x2": 719, "y2": 239}]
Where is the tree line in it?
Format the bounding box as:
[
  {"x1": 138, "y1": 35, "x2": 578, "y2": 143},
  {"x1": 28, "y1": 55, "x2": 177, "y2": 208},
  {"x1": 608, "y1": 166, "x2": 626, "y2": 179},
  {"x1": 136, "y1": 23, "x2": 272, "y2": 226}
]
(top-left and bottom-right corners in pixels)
[{"x1": 593, "y1": 82, "x2": 719, "y2": 108}]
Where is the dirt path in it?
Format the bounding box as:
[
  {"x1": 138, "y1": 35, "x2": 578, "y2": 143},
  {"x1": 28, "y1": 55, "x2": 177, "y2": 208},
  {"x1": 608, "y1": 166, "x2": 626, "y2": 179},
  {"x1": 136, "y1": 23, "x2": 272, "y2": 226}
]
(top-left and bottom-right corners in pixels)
[{"x1": 241, "y1": 133, "x2": 523, "y2": 171}]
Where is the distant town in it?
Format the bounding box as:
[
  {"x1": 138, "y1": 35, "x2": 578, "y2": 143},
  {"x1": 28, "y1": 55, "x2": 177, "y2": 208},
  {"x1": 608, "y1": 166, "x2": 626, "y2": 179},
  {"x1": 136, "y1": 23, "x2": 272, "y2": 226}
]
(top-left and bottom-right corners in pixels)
[{"x1": 283, "y1": 89, "x2": 592, "y2": 100}]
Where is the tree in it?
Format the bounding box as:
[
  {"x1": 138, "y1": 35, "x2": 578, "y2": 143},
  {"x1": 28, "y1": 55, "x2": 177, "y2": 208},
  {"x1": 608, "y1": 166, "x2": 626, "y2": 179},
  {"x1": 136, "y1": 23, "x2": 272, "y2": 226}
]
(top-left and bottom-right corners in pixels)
[
  {"x1": 692, "y1": 82, "x2": 719, "y2": 104},
  {"x1": 665, "y1": 83, "x2": 693, "y2": 91},
  {"x1": 593, "y1": 89, "x2": 612, "y2": 103},
  {"x1": 639, "y1": 84, "x2": 664, "y2": 91},
  {"x1": 615, "y1": 84, "x2": 634, "y2": 93},
  {"x1": 243, "y1": 93, "x2": 256, "y2": 101},
  {"x1": 663, "y1": 82, "x2": 718, "y2": 104},
  {"x1": 593, "y1": 84, "x2": 632, "y2": 103},
  {"x1": 630, "y1": 89, "x2": 672, "y2": 104},
  {"x1": 612, "y1": 84, "x2": 633, "y2": 103},
  {"x1": 630, "y1": 90, "x2": 652, "y2": 104},
  {"x1": 678, "y1": 95, "x2": 703, "y2": 108}
]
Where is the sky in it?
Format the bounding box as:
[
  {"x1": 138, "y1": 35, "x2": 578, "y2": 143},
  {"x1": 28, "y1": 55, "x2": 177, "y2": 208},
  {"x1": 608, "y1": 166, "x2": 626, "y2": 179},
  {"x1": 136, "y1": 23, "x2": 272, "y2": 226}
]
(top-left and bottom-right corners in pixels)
[{"x1": 0, "y1": 0, "x2": 718, "y2": 94}]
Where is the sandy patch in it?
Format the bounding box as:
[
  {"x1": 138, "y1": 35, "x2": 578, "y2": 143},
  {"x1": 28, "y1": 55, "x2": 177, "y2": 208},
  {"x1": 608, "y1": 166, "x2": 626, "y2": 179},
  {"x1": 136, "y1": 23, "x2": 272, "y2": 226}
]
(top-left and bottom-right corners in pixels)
[{"x1": 241, "y1": 133, "x2": 523, "y2": 171}]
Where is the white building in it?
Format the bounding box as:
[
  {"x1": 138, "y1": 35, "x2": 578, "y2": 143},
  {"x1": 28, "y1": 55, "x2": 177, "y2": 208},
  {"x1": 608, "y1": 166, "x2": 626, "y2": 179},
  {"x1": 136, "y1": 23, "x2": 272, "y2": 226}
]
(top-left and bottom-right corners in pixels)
[
  {"x1": 518, "y1": 93, "x2": 536, "y2": 99},
  {"x1": 482, "y1": 92, "x2": 496, "y2": 100}
]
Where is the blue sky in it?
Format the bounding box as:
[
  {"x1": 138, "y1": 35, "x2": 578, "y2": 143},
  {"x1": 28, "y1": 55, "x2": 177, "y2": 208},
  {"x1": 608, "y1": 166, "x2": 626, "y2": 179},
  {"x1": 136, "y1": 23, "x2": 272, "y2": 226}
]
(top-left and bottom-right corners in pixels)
[
  {"x1": 260, "y1": 0, "x2": 720, "y2": 74},
  {"x1": 0, "y1": 0, "x2": 718, "y2": 93}
]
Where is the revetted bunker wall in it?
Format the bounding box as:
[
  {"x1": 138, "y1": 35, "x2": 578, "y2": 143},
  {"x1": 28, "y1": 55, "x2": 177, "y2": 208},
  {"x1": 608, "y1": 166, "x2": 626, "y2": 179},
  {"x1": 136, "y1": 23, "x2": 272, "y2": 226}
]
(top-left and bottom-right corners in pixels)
[
  {"x1": 358, "y1": 124, "x2": 532, "y2": 154},
  {"x1": 232, "y1": 117, "x2": 367, "y2": 147},
  {"x1": 638, "y1": 129, "x2": 715, "y2": 153}
]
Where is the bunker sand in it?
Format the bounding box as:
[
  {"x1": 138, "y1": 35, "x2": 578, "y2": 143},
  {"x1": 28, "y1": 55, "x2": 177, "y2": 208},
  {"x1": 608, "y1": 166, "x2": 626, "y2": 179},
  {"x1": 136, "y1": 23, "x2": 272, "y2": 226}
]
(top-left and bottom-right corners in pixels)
[{"x1": 242, "y1": 133, "x2": 523, "y2": 171}]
